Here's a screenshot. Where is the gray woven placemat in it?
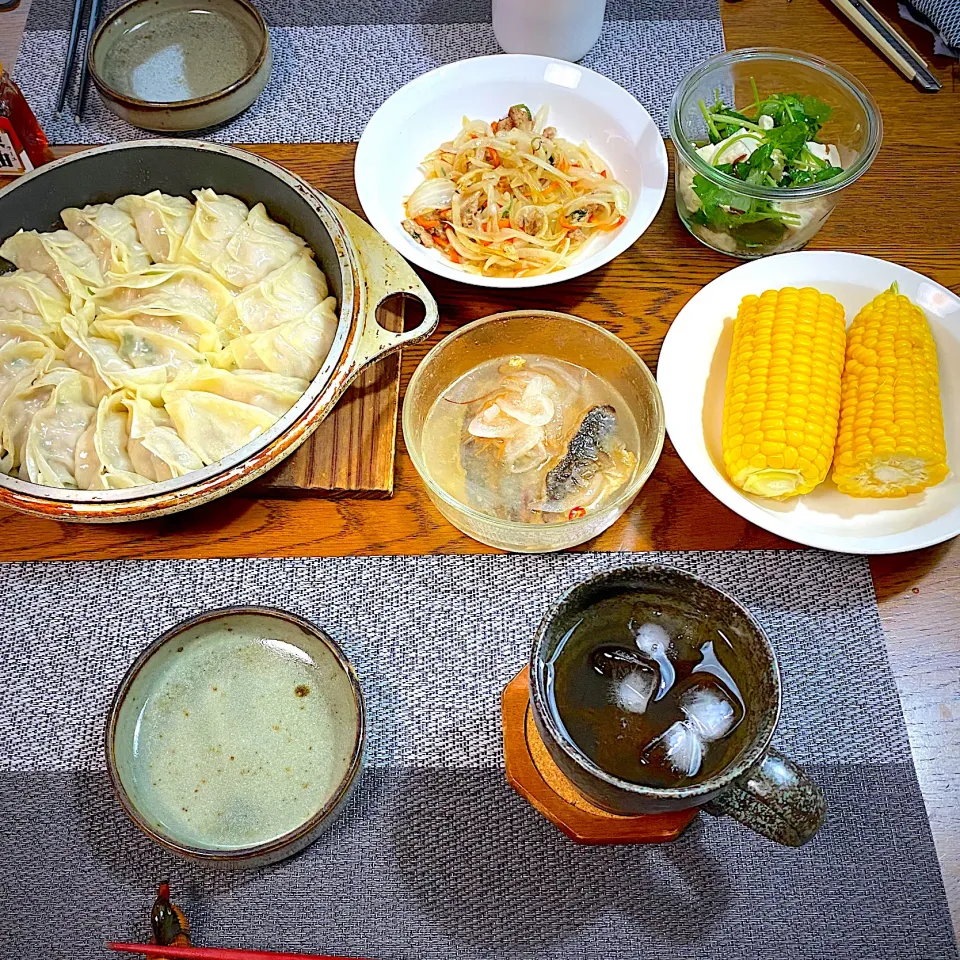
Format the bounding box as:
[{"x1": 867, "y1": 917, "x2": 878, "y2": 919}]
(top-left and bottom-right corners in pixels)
[
  {"x1": 14, "y1": 0, "x2": 724, "y2": 144},
  {"x1": 0, "y1": 550, "x2": 956, "y2": 960}
]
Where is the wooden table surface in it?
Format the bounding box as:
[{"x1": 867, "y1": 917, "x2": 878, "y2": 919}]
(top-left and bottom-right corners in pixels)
[{"x1": 2, "y1": 0, "x2": 958, "y2": 940}]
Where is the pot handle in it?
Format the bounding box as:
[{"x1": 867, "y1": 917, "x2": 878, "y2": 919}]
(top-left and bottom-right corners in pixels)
[
  {"x1": 324, "y1": 196, "x2": 439, "y2": 370},
  {"x1": 703, "y1": 747, "x2": 827, "y2": 847}
]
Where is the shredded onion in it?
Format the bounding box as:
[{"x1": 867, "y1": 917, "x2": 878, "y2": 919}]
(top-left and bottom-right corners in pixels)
[
  {"x1": 405, "y1": 178, "x2": 456, "y2": 220},
  {"x1": 401, "y1": 105, "x2": 631, "y2": 278}
]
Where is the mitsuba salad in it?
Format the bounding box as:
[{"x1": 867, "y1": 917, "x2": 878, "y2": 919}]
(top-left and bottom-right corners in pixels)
[{"x1": 677, "y1": 82, "x2": 849, "y2": 256}]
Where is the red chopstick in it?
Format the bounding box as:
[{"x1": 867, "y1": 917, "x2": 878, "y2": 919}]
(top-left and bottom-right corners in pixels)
[{"x1": 107, "y1": 943, "x2": 372, "y2": 960}]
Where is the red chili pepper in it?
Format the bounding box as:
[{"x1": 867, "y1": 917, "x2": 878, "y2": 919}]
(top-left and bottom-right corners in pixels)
[{"x1": 568, "y1": 506, "x2": 587, "y2": 520}]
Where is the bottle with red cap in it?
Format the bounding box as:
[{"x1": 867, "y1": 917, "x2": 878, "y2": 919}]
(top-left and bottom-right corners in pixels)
[{"x1": 0, "y1": 60, "x2": 55, "y2": 175}]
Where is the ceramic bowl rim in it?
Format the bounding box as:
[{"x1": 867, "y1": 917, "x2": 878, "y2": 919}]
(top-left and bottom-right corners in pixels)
[
  {"x1": 89, "y1": 0, "x2": 271, "y2": 111},
  {"x1": 401, "y1": 309, "x2": 666, "y2": 534},
  {"x1": 529, "y1": 563, "x2": 782, "y2": 801},
  {"x1": 105, "y1": 605, "x2": 366, "y2": 863}
]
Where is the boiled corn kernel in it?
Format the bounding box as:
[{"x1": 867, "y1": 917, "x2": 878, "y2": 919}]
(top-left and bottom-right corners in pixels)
[
  {"x1": 832, "y1": 284, "x2": 948, "y2": 497},
  {"x1": 722, "y1": 287, "x2": 846, "y2": 499}
]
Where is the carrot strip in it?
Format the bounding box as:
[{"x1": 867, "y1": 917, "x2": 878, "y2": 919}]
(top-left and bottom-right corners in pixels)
[
  {"x1": 592, "y1": 215, "x2": 626, "y2": 231},
  {"x1": 414, "y1": 217, "x2": 441, "y2": 230}
]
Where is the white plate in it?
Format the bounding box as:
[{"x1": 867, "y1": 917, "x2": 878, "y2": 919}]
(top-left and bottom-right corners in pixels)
[
  {"x1": 354, "y1": 55, "x2": 668, "y2": 289},
  {"x1": 657, "y1": 251, "x2": 960, "y2": 554}
]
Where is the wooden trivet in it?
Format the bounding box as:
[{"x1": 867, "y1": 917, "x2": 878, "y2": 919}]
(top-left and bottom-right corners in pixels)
[
  {"x1": 254, "y1": 294, "x2": 405, "y2": 498},
  {"x1": 501, "y1": 667, "x2": 698, "y2": 844}
]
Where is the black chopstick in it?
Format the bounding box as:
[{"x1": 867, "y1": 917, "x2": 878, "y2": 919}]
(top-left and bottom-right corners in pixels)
[
  {"x1": 55, "y1": 0, "x2": 87, "y2": 116},
  {"x1": 74, "y1": 0, "x2": 101, "y2": 121}
]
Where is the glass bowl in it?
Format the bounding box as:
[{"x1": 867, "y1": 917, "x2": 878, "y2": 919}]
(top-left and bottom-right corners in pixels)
[
  {"x1": 669, "y1": 47, "x2": 882, "y2": 259},
  {"x1": 402, "y1": 310, "x2": 665, "y2": 553}
]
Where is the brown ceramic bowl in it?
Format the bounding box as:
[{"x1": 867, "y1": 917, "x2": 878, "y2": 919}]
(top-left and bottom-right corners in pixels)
[
  {"x1": 106, "y1": 607, "x2": 365, "y2": 867},
  {"x1": 89, "y1": 0, "x2": 272, "y2": 132}
]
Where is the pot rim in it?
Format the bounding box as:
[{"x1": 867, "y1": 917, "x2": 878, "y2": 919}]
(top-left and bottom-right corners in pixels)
[
  {"x1": 88, "y1": 0, "x2": 271, "y2": 111},
  {"x1": 529, "y1": 562, "x2": 782, "y2": 801},
  {"x1": 0, "y1": 139, "x2": 443, "y2": 521},
  {"x1": 104, "y1": 605, "x2": 366, "y2": 863}
]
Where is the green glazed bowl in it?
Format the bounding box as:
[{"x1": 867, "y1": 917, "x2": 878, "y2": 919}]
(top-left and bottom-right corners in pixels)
[{"x1": 106, "y1": 607, "x2": 365, "y2": 867}]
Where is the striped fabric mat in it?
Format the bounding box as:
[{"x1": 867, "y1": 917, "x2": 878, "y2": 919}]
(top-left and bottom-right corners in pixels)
[{"x1": 14, "y1": 0, "x2": 724, "y2": 143}]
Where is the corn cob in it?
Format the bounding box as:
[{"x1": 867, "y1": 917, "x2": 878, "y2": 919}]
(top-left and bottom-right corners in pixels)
[
  {"x1": 832, "y1": 284, "x2": 948, "y2": 497},
  {"x1": 722, "y1": 287, "x2": 846, "y2": 499}
]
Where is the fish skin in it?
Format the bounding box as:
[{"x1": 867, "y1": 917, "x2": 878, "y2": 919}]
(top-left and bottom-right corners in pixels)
[{"x1": 545, "y1": 404, "x2": 616, "y2": 501}]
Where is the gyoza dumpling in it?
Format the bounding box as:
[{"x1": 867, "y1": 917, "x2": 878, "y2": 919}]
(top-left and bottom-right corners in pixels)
[
  {"x1": 0, "y1": 270, "x2": 70, "y2": 331},
  {"x1": 74, "y1": 392, "x2": 152, "y2": 490},
  {"x1": 165, "y1": 390, "x2": 277, "y2": 465},
  {"x1": 0, "y1": 340, "x2": 58, "y2": 408},
  {"x1": 0, "y1": 229, "x2": 103, "y2": 301},
  {"x1": 0, "y1": 311, "x2": 62, "y2": 351},
  {"x1": 226, "y1": 298, "x2": 337, "y2": 380},
  {"x1": 116, "y1": 191, "x2": 195, "y2": 263},
  {"x1": 122, "y1": 394, "x2": 204, "y2": 482},
  {"x1": 61, "y1": 202, "x2": 151, "y2": 276},
  {"x1": 94, "y1": 263, "x2": 234, "y2": 324},
  {"x1": 163, "y1": 366, "x2": 308, "y2": 417},
  {"x1": 212, "y1": 203, "x2": 306, "y2": 289},
  {"x1": 217, "y1": 250, "x2": 329, "y2": 337},
  {"x1": 2, "y1": 367, "x2": 96, "y2": 486},
  {"x1": 61, "y1": 312, "x2": 167, "y2": 402},
  {"x1": 179, "y1": 189, "x2": 250, "y2": 271},
  {"x1": 92, "y1": 319, "x2": 205, "y2": 375}
]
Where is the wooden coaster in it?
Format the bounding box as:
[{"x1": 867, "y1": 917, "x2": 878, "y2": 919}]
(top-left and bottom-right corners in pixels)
[{"x1": 501, "y1": 666, "x2": 698, "y2": 844}]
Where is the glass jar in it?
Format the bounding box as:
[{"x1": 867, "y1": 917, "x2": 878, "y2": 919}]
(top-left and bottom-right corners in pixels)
[{"x1": 669, "y1": 47, "x2": 882, "y2": 259}]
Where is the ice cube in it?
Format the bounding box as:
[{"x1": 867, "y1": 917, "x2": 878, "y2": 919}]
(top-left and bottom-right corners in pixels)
[
  {"x1": 633, "y1": 622, "x2": 670, "y2": 656},
  {"x1": 591, "y1": 645, "x2": 646, "y2": 678},
  {"x1": 631, "y1": 621, "x2": 675, "y2": 701},
  {"x1": 643, "y1": 720, "x2": 703, "y2": 778},
  {"x1": 680, "y1": 680, "x2": 738, "y2": 742},
  {"x1": 614, "y1": 667, "x2": 656, "y2": 714}
]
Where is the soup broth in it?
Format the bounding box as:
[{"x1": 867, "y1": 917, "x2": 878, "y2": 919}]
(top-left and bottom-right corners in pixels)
[
  {"x1": 421, "y1": 355, "x2": 640, "y2": 524},
  {"x1": 544, "y1": 592, "x2": 750, "y2": 789}
]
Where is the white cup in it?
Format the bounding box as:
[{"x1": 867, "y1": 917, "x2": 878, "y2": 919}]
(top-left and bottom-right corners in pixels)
[{"x1": 492, "y1": 0, "x2": 607, "y2": 63}]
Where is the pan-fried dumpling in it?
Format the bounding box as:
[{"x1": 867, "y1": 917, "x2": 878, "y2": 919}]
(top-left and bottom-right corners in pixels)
[
  {"x1": 0, "y1": 271, "x2": 70, "y2": 331},
  {"x1": 179, "y1": 189, "x2": 250, "y2": 271},
  {"x1": 61, "y1": 312, "x2": 167, "y2": 402},
  {"x1": 226, "y1": 298, "x2": 337, "y2": 380},
  {"x1": 3, "y1": 367, "x2": 96, "y2": 486},
  {"x1": 61, "y1": 202, "x2": 151, "y2": 276},
  {"x1": 163, "y1": 367, "x2": 309, "y2": 417},
  {"x1": 102, "y1": 311, "x2": 219, "y2": 352},
  {"x1": 0, "y1": 230, "x2": 103, "y2": 302},
  {"x1": 116, "y1": 191, "x2": 195, "y2": 263},
  {"x1": 165, "y1": 390, "x2": 277, "y2": 465},
  {"x1": 74, "y1": 392, "x2": 152, "y2": 490},
  {"x1": 122, "y1": 394, "x2": 204, "y2": 482},
  {"x1": 212, "y1": 203, "x2": 306, "y2": 289},
  {"x1": 94, "y1": 264, "x2": 234, "y2": 324},
  {"x1": 92, "y1": 320, "x2": 205, "y2": 375},
  {"x1": 0, "y1": 312, "x2": 62, "y2": 351},
  {"x1": 217, "y1": 250, "x2": 329, "y2": 337},
  {"x1": 0, "y1": 340, "x2": 58, "y2": 409}
]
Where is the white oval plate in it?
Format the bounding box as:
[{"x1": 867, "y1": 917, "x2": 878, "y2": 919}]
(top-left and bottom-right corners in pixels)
[
  {"x1": 355, "y1": 55, "x2": 668, "y2": 289},
  {"x1": 657, "y1": 251, "x2": 960, "y2": 554}
]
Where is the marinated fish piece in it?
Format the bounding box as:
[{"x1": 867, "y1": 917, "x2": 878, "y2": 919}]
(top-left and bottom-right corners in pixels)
[
  {"x1": 545, "y1": 404, "x2": 616, "y2": 500},
  {"x1": 423, "y1": 355, "x2": 639, "y2": 526}
]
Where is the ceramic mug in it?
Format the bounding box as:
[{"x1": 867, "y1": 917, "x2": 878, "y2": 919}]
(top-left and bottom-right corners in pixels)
[
  {"x1": 529, "y1": 564, "x2": 827, "y2": 847},
  {"x1": 492, "y1": 0, "x2": 606, "y2": 63}
]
